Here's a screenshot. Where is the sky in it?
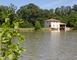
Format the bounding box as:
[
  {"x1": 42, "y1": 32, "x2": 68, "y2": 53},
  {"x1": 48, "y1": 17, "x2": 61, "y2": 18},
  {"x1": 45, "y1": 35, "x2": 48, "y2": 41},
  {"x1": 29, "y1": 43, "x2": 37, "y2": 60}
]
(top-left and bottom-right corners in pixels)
[{"x1": 0, "y1": 0, "x2": 77, "y2": 10}]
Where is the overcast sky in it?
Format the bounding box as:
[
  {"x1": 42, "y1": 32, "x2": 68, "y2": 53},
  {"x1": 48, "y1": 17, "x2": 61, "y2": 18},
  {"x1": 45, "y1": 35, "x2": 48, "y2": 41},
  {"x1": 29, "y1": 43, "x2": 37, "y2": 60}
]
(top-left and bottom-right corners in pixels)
[{"x1": 0, "y1": 0, "x2": 77, "y2": 9}]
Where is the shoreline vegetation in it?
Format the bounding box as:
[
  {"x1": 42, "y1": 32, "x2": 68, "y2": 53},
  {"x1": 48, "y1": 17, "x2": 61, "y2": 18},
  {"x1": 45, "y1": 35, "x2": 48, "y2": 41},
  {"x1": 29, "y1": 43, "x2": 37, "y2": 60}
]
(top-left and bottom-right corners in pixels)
[
  {"x1": 0, "y1": 28, "x2": 73, "y2": 32},
  {"x1": 0, "y1": 28, "x2": 50, "y2": 32},
  {"x1": 16, "y1": 28, "x2": 51, "y2": 32},
  {"x1": 14, "y1": 28, "x2": 72, "y2": 32}
]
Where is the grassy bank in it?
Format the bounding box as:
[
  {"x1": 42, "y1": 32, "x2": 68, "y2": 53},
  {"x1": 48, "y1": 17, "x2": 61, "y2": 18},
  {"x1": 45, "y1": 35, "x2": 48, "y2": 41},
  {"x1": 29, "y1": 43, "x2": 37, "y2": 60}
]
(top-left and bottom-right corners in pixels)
[
  {"x1": 17, "y1": 28, "x2": 50, "y2": 32},
  {"x1": 17, "y1": 28, "x2": 34, "y2": 32}
]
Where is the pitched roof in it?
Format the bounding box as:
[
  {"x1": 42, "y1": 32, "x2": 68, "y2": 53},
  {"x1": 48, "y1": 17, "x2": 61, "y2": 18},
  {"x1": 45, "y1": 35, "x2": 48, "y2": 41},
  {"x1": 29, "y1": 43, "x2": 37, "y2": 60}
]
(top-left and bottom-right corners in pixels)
[
  {"x1": 45, "y1": 18, "x2": 60, "y2": 22},
  {"x1": 60, "y1": 22, "x2": 66, "y2": 25}
]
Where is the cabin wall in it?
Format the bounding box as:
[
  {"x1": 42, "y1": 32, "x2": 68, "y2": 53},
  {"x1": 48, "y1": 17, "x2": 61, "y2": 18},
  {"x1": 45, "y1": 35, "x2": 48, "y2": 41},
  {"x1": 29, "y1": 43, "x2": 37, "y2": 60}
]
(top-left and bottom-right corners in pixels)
[
  {"x1": 44, "y1": 21, "x2": 60, "y2": 29},
  {"x1": 51, "y1": 22, "x2": 60, "y2": 29}
]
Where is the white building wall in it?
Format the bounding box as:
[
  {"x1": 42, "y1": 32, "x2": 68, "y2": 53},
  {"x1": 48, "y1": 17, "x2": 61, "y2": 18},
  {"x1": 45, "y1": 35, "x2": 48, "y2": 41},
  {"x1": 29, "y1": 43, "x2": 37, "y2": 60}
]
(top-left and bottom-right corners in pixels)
[
  {"x1": 44, "y1": 21, "x2": 60, "y2": 30},
  {"x1": 51, "y1": 22, "x2": 60, "y2": 29}
]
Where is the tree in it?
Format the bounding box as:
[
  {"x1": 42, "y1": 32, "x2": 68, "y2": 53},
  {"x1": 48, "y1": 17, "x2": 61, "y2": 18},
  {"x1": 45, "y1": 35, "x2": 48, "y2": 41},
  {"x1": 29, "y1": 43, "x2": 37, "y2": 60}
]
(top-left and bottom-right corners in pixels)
[
  {"x1": 67, "y1": 12, "x2": 77, "y2": 27},
  {"x1": 0, "y1": 6, "x2": 9, "y2": 26},
  {"x1": 17, "y1": 3, "x2": 54, "y2": 28},
  {"x1": 0, "y1": 4, "x2": 17, "y2": 27},
  {"x1": 55, "y1": 7, "x2": 61, "y2": 16},
  {"x1": 17, "y1": 3, "x2": 41, "y2": 26},
  {"x1": 65, "y1": 6, "x2": 72, "y2": 15},
  {"x1": 34, "y1": 21, "x2": 41, "y2": 30},
  {"x1": 73, "y1": 4, "x2": 77, "y2": 12}
]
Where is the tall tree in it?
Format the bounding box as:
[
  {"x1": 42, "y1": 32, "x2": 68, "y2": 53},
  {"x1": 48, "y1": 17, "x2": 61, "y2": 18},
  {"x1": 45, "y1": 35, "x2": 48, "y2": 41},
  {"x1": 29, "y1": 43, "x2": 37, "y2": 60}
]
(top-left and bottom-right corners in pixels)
[
  {"x1": 55, "y1": 7, "x2": 61, "y2": 16},
  {"x1": 73, "y1": 4, "x2": 77, "y2": 12}
]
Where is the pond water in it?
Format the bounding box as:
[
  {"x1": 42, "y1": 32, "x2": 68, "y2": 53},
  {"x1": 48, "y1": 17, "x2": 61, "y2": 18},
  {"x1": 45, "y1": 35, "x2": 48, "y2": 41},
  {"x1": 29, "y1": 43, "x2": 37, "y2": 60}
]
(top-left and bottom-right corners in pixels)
[{"x1": 19, "y1": 31, "x2": 77, "y2": 60}]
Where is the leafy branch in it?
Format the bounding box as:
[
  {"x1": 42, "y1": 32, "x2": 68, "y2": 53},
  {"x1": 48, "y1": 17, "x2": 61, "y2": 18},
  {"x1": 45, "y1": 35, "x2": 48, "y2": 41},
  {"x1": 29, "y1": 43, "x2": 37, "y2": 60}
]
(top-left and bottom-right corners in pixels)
[{"x1": 0, "y1": 11, "x2": 26, "y2": 60}]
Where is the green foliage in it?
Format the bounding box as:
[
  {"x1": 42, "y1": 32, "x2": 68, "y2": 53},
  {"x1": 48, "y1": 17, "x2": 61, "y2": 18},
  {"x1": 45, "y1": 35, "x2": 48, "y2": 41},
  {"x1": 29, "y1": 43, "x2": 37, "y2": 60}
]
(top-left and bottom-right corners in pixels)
[
  {"x1": 55, "y1": 6, "x2": 72, "y2": 16},
  {"x1": 20, "y1": 21, "x2": 33, "y2": 28},
  {"x1": 54, "y1": 5, "x2": 77, "y2": 29},
  {"x1": 34, "y1": 21, "x2": 41, "y2": 30},
  {"x1": 17, "y1": 3, "x2": 77, "y2": 29},
  {"x1": 17, "y1": 3, "x2": 54, "y2": 27},
  {"x1": 0, "y1": 11, "x2": 25, "y2": 60},
  {"x1": 0, "y1": 4, "x2": 17, "y2": 27},
  {"x1": 74, "y1": 21, "x2": 77, "y2": 30},
  {"x1": 67, "y1": 12, "x2": 77, "y2": 27},
  {"x1": 73, "y1": 4, "x2": 77, "y2": 12}
]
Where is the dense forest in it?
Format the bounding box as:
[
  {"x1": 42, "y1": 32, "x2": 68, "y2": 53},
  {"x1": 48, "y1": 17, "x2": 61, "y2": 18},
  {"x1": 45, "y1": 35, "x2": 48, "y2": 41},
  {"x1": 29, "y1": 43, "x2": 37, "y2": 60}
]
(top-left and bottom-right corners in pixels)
[{"x1": 0, "y1": 3, "x2": 77, "y2": 29}]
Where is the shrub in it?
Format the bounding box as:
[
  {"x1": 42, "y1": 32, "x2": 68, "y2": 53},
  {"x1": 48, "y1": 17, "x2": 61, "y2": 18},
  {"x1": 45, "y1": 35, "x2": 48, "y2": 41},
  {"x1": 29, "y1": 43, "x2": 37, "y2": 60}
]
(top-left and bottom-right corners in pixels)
[
  {"x1": 74, "y1": 21, "x2": 77, "y2": 30},
  {"x1": 34, "y1": 21, "x2": 41, "y2": 30}
]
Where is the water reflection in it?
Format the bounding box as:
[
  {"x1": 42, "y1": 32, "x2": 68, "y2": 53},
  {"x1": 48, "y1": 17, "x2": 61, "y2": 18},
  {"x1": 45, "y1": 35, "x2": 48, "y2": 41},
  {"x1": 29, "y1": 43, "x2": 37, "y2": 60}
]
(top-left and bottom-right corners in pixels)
[
  {"x1": 51, "y1": 30, "x2": 60, "y2": 32},
  {"x1": 50, "y1": 30, "x2": 60, "y2": 60},
  {"x1": 19, "y1": 31, "x2": 77, "y2": 60}
]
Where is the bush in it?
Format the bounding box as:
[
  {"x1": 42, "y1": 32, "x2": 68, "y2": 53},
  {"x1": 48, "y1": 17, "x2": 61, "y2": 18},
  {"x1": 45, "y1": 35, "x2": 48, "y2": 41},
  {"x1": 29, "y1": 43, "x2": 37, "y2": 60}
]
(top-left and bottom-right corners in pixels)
[
  {"x1": 34, "y1": 21, "x2": 41, "y2": 30},
  {"x1": 74, "y1": 21, "x2": 77, "y2": 30}
]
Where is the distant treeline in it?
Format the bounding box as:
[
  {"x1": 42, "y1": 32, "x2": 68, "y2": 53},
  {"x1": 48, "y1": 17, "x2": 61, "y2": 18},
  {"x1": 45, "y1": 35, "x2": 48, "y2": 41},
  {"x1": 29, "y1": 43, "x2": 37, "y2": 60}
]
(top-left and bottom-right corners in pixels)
[{"x1": 0, "y1": 3, "x2": 77, "y2": 29}]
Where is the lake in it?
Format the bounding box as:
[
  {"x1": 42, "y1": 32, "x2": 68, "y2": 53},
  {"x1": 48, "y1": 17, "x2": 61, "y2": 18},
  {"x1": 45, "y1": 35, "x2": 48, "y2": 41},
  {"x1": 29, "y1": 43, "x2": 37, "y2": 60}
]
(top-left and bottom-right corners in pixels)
[{"x1": 19, "y1": 31, "x2": 77, "y2": 60}]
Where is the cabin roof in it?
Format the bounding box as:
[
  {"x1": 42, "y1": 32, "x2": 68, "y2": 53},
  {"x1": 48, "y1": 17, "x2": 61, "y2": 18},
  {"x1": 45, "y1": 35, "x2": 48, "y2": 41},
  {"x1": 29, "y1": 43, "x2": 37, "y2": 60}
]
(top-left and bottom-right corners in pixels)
[
  {"x1": 45, "y1": 18, "x2": 60, "y2": 22},
  {"x1": 60, "y1": 22, "x2": 66, "y2": 25}
]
